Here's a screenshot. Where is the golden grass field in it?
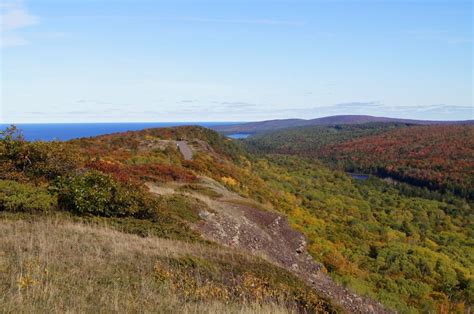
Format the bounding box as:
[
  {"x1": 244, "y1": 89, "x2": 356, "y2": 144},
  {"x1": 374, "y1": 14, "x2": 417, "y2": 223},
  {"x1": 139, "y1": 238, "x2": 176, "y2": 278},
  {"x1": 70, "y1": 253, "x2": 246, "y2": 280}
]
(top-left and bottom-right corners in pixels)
[{"x1": 0, "y1": 214, "x2": 334, "y2": 313}]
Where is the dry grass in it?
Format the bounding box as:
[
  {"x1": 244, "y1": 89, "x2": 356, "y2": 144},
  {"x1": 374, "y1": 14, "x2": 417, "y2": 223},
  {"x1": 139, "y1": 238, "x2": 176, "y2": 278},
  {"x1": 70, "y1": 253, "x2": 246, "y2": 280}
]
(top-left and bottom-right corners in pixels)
[
  {"x1": 146, "y1": 182, "x2": 178, "y2": 196},
  {"x1": 0, "y1": 217, "x2": 301, "y2": 313}
]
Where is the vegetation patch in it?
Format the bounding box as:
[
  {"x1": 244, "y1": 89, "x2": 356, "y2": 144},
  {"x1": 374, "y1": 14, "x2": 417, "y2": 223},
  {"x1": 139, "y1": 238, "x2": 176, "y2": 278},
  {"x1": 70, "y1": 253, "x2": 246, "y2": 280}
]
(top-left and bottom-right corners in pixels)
[
  {"x1": 0, "y1": 180, "x2": 56, "y2": 213},
  {"x1": 81, "y1": 215, "x2": 203, "y2": 242},
  {"x1": 87, "y1": 159, "x2": 197, "y2": 183},
  {"x1": 177, "y1": 183, "x2": 223, "y2": 199},
  {"x1": 250, "y1": 155, "x2": 473, "y2": 312},
  {"x1": 52, "y1": 170, "x2": 154, "y2": 218},
  {"x1": 245, "y1": 124, "x2": 474, "y2": 199},
  {"x1": 155, "y1": 194, "x2": 207, "y2": 223},
  {"x1": 0, "y1": 126, "x2": 81, "y2": 182},
  {"x1": 153, "y1": 254, "x2": 337, "y2": 312},
  {"x1": 0, "y1": 217, "x2": 337, "y2": 313}
]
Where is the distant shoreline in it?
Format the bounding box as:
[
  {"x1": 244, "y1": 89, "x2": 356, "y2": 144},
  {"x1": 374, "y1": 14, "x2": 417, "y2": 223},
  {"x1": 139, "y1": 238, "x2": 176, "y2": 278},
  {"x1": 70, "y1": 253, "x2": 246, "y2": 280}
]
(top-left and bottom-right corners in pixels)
[{"x1": 0, "y1": 122, "x2": 240, "y2": 141}]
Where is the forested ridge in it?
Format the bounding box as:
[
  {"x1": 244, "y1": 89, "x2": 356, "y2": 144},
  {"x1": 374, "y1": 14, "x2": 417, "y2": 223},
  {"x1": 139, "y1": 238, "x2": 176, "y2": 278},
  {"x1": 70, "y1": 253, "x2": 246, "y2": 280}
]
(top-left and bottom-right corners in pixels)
[
  {"x1": 1, "y1": 125, "x2": 473, "y2": 313},
  {"x1": 245, "y1": 124, "x2": 474, "y2": 199},
  {"x1": 244, "y1": 123, "x2": 408, "y2": 155}
]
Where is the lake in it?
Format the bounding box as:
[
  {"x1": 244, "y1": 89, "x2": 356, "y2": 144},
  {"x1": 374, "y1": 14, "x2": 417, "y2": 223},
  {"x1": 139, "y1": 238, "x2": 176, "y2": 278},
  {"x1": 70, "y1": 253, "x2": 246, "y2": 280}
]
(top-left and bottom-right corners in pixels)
[
  {"x1": 227, "y1": 133, "x2": 252, "y2": 139},
  {"x1": 0, "y1": 122, "x2": 238, "y2": 141}
]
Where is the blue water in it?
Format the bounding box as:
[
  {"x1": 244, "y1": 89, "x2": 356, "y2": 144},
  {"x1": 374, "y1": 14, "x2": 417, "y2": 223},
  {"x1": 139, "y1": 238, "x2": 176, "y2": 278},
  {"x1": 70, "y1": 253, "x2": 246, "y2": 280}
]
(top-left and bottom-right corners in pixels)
[
  {"x1": 348, "y1": 173, "x2": 369, "y2": 180},
  {"x1": 0, "y1": 122, "x2": 238, "y2": 141},
  {"x1": 228, "y1": 133, "x2": 251, "y2": 139}
]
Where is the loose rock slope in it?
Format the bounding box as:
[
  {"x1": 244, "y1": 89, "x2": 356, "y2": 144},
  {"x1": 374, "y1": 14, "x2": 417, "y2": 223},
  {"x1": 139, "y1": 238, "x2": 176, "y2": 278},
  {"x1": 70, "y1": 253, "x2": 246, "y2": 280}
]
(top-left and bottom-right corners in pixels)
[{"x1": 149, "y1": 177, "x2": 392, "y2": 313}]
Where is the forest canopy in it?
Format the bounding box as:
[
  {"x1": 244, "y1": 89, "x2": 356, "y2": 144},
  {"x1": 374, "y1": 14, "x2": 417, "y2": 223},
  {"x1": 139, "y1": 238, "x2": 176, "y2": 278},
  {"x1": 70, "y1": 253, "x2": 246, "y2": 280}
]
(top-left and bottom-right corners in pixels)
[{"x1": 244, "y1": 124, "x2": 474, "y2": 199}]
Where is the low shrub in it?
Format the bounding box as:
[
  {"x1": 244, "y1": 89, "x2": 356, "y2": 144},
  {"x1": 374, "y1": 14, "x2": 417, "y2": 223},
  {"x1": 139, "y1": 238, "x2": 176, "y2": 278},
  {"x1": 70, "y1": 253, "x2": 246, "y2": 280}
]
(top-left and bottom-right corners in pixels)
[
  {"x1": 0, "y1": 180, "x2": 56, "y2": 212},
  {"x1": 85, "y1": 160, "x2": 132, "y2": 182},
  {"x1": 0, "y1": 126, "x2": 81, "y2": 181},
  {"x1": 53, "y1": 170, "x2": 154, "y2": 218},
  {"x1": 51, "y1": 171, "x2": 206, "y2": 241},
  {"x1": 135, "y1": 164, "x2": 197, "y2": 182},
  {"x1": 25, "y1": 141, "x2": 81, "y2": 180}
]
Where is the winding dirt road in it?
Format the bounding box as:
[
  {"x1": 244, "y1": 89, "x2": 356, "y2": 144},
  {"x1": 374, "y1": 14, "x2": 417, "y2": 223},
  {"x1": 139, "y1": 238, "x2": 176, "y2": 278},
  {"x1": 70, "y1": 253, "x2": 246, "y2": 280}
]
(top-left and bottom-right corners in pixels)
[{"x1": 176, "y1": 141, "x2": 193, "y2": 160}]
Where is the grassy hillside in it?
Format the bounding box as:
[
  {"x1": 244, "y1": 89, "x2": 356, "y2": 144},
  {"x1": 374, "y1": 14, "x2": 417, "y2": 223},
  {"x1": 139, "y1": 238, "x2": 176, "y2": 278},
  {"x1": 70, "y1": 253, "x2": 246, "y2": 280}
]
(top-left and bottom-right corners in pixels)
[{"x1": 0, "y1": 214, "x2": 333, "y2": 313}]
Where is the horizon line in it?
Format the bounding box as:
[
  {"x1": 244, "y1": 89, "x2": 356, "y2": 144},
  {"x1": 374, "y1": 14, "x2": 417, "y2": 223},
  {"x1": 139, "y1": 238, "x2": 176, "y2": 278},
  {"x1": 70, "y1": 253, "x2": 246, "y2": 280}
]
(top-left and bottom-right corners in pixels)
[{"x1": 2, "y1": 114, "x2": 473, "y2": 125}]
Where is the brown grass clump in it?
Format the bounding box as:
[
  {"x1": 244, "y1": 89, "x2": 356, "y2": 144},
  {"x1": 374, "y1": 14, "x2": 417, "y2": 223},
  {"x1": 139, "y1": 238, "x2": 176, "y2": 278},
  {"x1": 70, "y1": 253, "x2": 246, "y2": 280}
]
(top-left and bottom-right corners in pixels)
[{"x1": 0, "y1": 216, "x2": 336, "y2": 313}]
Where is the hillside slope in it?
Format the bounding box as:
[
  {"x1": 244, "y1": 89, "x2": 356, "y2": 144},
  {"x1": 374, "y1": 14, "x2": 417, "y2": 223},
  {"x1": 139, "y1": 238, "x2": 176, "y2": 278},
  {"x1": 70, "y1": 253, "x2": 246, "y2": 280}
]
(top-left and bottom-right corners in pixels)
[
  {"x1": 0, "y1": 215, "x2": 336, "y2": 313},
  {"x1": 0, "y1": 125, "x2": 374, "y2": 313},
  {"x1": 148, "y1": 177, "x2": 389, "y2": 313},
  {"x1": 1, "y1": 125, "x2": 472, "y2": 313}
]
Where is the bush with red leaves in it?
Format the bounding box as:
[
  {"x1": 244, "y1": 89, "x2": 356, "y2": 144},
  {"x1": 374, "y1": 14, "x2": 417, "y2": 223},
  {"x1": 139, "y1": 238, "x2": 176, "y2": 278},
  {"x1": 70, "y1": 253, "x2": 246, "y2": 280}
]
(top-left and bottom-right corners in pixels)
[{"x1": 87, "y1": 160, "x2": 196, "y2": 183}]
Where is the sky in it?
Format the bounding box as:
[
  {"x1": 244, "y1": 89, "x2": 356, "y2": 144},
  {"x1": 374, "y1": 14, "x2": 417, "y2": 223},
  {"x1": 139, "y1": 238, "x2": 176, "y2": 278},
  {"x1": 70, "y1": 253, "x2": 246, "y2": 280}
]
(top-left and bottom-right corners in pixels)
[{"x1": 0, "y1": 0, "x2": 472, "y2": 123}]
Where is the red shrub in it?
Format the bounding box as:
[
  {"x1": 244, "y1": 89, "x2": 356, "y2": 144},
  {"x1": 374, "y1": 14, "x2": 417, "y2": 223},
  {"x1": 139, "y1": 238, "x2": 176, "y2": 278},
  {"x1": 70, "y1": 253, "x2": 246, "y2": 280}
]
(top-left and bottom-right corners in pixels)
[
  {"x1": 86, "y1": 160, "x2": 132, "y2": 182},
  {"x1": 131, "y1": 164, "x2": 197, "y2": 183},
  {"x1": 87, "y1": 160, "x2": 196, "y2": 183}
]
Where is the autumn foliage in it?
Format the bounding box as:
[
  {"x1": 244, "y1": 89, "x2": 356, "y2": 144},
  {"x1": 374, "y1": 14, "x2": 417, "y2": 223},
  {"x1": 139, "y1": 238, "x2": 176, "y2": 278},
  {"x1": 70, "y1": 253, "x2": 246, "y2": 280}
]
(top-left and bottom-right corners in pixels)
[
  {"x1": 245, "y1": 124, "x2": 474, "y2": 198},
  {"x1": 87, "y1": 160, "x2": 197, "y2": 183},
  {"x1": 320, "y1": 125, "x2": 474, "y2": 198}
]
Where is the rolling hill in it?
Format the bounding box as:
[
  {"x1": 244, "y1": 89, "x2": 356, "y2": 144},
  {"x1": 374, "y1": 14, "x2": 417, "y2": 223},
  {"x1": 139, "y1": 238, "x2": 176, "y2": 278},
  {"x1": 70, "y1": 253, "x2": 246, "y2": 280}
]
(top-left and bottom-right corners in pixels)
[{"x1": 213, "y1": 115, "x2": 474, "y2": 134}]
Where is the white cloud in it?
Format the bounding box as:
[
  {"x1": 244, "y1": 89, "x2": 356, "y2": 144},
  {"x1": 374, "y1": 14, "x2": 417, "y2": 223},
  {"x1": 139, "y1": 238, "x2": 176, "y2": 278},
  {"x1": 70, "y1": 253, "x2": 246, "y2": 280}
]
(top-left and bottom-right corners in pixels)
[{"x1": 0, "y1": 0, "x2": 39, "y2": 47}]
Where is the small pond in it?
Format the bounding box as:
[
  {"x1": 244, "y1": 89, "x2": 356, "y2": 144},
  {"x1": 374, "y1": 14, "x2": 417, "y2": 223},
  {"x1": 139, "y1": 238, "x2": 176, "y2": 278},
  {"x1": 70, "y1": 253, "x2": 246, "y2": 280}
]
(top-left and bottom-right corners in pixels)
[
  {"x1": 348, "y1": 173, "x2": 369, "y2": 180},
  {"x1": 228, "y1": 133, "x2": 252, "y2": 139}
]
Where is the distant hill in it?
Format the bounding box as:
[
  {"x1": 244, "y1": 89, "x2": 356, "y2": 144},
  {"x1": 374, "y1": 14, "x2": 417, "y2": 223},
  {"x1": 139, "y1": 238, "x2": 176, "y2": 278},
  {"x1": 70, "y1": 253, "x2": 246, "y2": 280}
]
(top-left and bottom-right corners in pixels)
[{"x1": 213, "y1": 115, "x2": 474, "y2": 134}]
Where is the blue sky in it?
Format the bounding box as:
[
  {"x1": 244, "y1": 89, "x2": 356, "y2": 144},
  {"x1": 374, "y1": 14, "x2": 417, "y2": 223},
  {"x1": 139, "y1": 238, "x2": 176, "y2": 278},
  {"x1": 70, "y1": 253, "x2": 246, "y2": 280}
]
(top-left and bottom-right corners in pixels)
[{"x1": 1, "y1": 0, "x2": 472, "y2": 122}]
